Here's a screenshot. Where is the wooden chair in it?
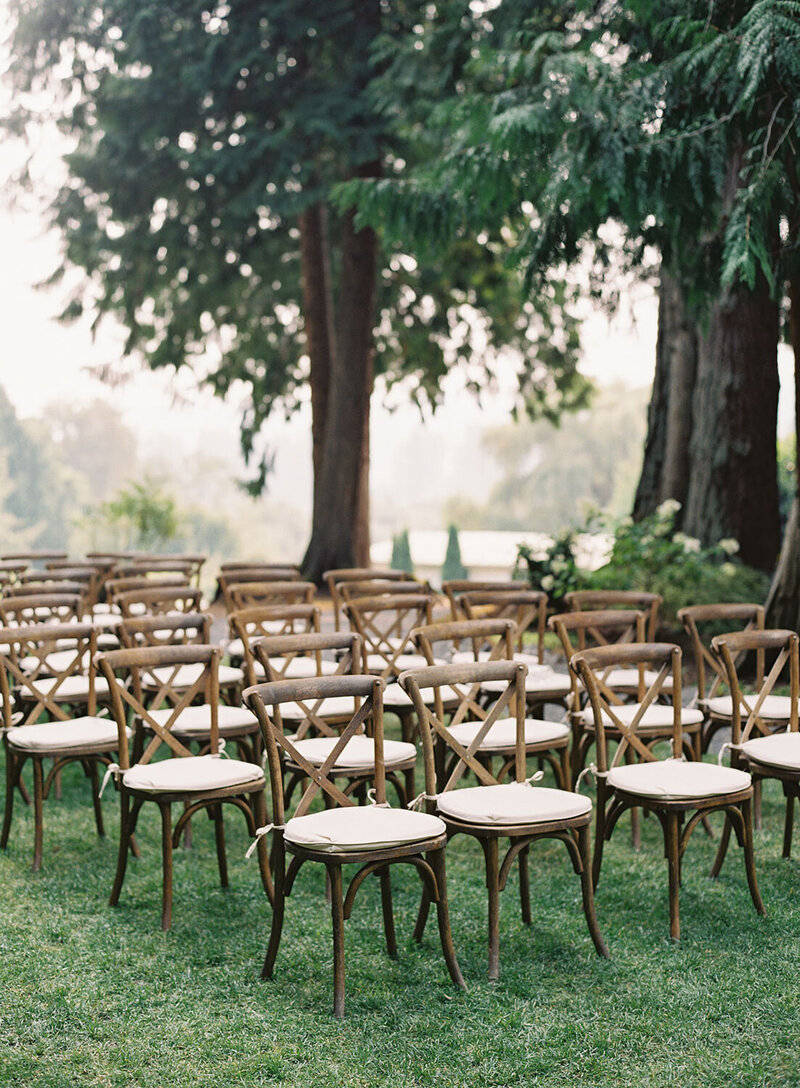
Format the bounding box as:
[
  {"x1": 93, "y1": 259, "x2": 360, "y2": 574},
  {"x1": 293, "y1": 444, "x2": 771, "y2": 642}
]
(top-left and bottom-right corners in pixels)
[
  {"x1": 243, "y1": 673, "x2": 464, "y2": 1017},
  {"x1": 712, "y1": 629, "x2": 800, "y2": 861},
  {"x1": 0, "y1": 593, "x2": 83, "y2": 626},
  {"x1": 116, "y1": 585, "x2": 203, "y2": 620},
  {"x1": 104, "y1": 574, "x2": 191, "y2": 613},
  {"x1": 217, "y1": 569, "x2": 301, "y2": 610},
  {"x1": 133, "y1": 553, "x2": 206, "y2": 586},
  {"x1": 571, "y1": 643, "x2": 764, "y2": 939},
  {"x1": 442, "y1": 580, "x2": 527, "y2": 622},
  {"x1": 337, "y1": 578, "x2": 429, "y2": 610},
  {"x1": 96, "y1": 644, "x2": 271, "y2": 929},
  {"x1": 117, "y1": 611, "x2": 211, "y2": 649},
  {"x1": 0, "y1": 623, "x2": 118, "y2": 869},
  {"x1": 323, "y1": 567, "x2": 409, "y2": 631},
  {"x1": 678, "y1": 603, "x2": 768, "y2": 753},
  {"x1": 253, "y1": 631, "x2": 415, "y2": 807},
  {"x1": 565, "y1": 589, "x2": 663, "y2": 641},
  {"x1": 3, "y1": 581, "x2": 90, "y2": 613},
  {"x1": 456, "y1": 588, "x2": 541, "y2": 655},
  {"x1": 228, "y1": 580, "x2": 315, "y2": 613},
  {"x1": 228, "y1": 603, "x2": 321, "y2": 681},
  {"x1": 413, "y1": 618, "x2": 570, "y2": 789},
  {"x1": 400, "y1": 660, "x2": 608, "y2": 978}
]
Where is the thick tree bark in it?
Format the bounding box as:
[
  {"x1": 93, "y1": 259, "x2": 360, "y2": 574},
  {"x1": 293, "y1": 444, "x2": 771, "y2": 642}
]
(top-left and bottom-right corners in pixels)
[
  {"x1": 301, "y1": 197, "x2": 378, "y2": 582},
  {"x1": 682, "y1": 276, "x2": 780, "y2": 572},
  {"x1": 766, "y1": 277, "x2": 800, "y2": 625},
  {"x1": 633, "y1": 270, "x2": 698, "y2": 518}
]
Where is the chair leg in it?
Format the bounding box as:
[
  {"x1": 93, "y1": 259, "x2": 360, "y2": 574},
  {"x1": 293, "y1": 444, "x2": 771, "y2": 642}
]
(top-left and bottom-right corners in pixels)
[
  {"x1": 212, "y1": 804, "x2": 229, "y2": 888},
  {"x1": 262, "y1": 836, "x2": 286, "y2": 980},
  {"x1": 160, "y1": 801, "x2": 174, "y2": 931},
  {"x1": 1, "y1": 746, "x2": 17, "y2": 849},
  {"x1": 32, "y1": 757, "x2": 45, "y2": 872},
  {"x1": 753, "y1": 778, "x2": 762, "y2": 830},
  {"x1": 252, "y1": 788, "x2": 274, "y2": 904},
  {"x1": 578, "y1": 824, "x2": 609, "y2": 957},
  {"x1": 413, "y1": 886, "x2": 431, "y2": 942},
  {"x1": 710, "y1": 815, "x2": 733, "y2": 878},
  {"x1": 330, "y1": 864, "x2": 347, "y2": 1018},
  {"x1": 483, "y1": 837, "x2": 501, "y2": 981},
  {"x1": 110, "y1": 791, "x2": 132, "y2": 907},
  {"x1": 429, "y1": 848, "x2": 466, "y2": 990},
  {"x1": 592, "y1": 782, "x2": 609, "y2": 890},
  {"x1": 741, "y1": 798, "x2": 766, "y2": 917},
  {"x1": 88, "y1": 760, "x2": 105, "y2": 838},
  {"x1": 379, "y1": 868, "x2": 398, "y2": 959},
  {"x1": 518, "y1": 844, "x2": 531, "y2": 925},
  {"x1": 665, "y1": 811, "x2": 681, "y2": 941},
  {"x1": 782, "y1": 787, "x2": 795, "y2": 860}
]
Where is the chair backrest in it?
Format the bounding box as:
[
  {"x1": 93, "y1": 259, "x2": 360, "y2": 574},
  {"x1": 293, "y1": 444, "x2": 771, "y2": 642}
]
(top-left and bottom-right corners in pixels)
[
  {"x1": 337, "y1": 578, "x2": 428, "y2": 607},
  {"x1": 442, "y1": 580, "x2": 527, "y2": 620},
  {"x1": 133, "y1": 554, "x2": 206, "y2": 585},
  {"x1": 412, "y1": 617, "x2": 516, "y2": 667},
  {"x1": 117, "y1": 611, "x2": 212, "y2": 649},
  {"x1": 220, "y1": 560, "x2": 301, "y2": 572},
  {"x1": 97, "y1": 644, "x2": 222, "y2": 769},
  {"x1": 460, "y1": 589, "x2": 547, "y2": 658},
  {"x1": 400, "y1": 661, "x2": 528, "y2": 798},
  {"x1": 229, "y1": 604, "x2": 321, "y2": 685},
  {"x1": 570, "y1": 643, "x2": 683, "y2": 771},
  {"x1": 217, "y1": 568, "x2": 301, "y2": 609},
  {"x1": 252, "y1": 631, "x2": 363, "y2": 740},
  {"x1": 4, "y1": 580, "x2": 89, "y2": 600},
  {"x1": 105, "y1": 574, "x2": 191, "y2": 609},
  {"x1": 0, "y1": 551, "x2": 68, "y2": 563},
  {"x1": 244, "y1": 674, "x2": 386, "y2": 823},
  {"x1": 565, "y1": 590, "x2": 663, "y2": 641},
  {"x1": 0, "y1": 622, "x2": 98, "y2": 725},
  {"x1": 228, "y1": 580, "x2": 316, "y2": 613},
  {"x1": 0, "y1": 593, "x2": 83, "y2": 626},
  {"x1": 711, "y1": 628, "x2": 799, "y2": 745},
  {"x1": 323, "y1": 567, "x2": 409, "y2": 630},
  {"x1": 550, "y1": 609, "x2": 647, "y2": 711},
  {"x1": 116, "y1": 586, "x2": 203, "y2": 619},
  {"x1": 344, "y1": 593, "x2": 434, "y2": 678},
  {"x1": 678, "y1": 603, "x2": 765, "y2": 704},
  {"x1": 112, "y1": 560, "x2": 195, "y2": 580}
]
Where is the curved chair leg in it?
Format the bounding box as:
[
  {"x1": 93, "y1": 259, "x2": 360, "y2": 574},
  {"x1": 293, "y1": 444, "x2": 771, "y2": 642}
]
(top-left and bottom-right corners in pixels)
[
  {"x1": 262, "y1": 836, "x2": 286, "y2": 980},
  {"x1": 32, "y1": 757, "x2": 45, "y2": 872},
  {"x1": 252, "y1": 788, "x2": 274, "y2": 903},
  {"x1": 330, "y1": 864, "x2": 346, "y2": 1018},
  {"x1": 518, "y1": 844, "x2": 531, "y2": 925},
  {"x1": 665, "y1": 811, "x2": 681, "y2": 941},
  {"x1": 592, "y1": 782, "x2": 609, "y2": 890},
  {"x1": 578, "y1": 824, "x2": 609, "y2": 957},
  {"x1": 482, "y1": 836, "x2": 501, "y2": 981},
  {"x1": 741, "y1": 798, "x2": 766, "y2": 917},
  {"x1": 413, "y1": 886, "x2": 431, "y2": 942},
  {"x1": 429, "y1": 848, "x2": 466, "y2": 990},
  {"x1": 160, "y1": 801, "x2": 174, "y2": 931},
  {"x1": 379, "y1": 868, "x2": 398, "y2": 959},
  {"x1": 1, "y1": 746, "x2": 17, "y2": 849},
  {"x1": 212, "y1": 804, "x2": 229, "y2": 888},
  {"x1": 710, "y1": 815, "x2": 733, "y2": 878},
  {"x1": 110, "y1": 791, "x2": 133, "y2": 907},
  {"x1": 782, "y1": 788, "x2": 795, "y2": 860},
  {"x1": 87, "y1": 760, "x2": 105, "y2": 838}
]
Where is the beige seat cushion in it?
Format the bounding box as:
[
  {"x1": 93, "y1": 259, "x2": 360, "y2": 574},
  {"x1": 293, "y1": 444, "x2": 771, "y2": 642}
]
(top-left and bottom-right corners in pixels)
[
  {"x1": 146, "y1": 703, "x2": 258, "y2": 736},
  {"x1": 740, "y1": 732, "x2": 800, "y2": 771},
  {"x1": 601, "y1": 668, "x2": 674, "y2": 692},
  {"x1": 248, "y1": 657, "x2": 341, "y2": 680},
  {"x1": 451, "y1": 650, "x2": 542, "y2": 668},
  {"x1": 366, "y1": 651, "x2": 439, "y2": 673},
  {"x1": 606, "y1": 758, "x2": 751, "y2": 800},
  {"x1": 447, "y1": 717, "x2": 569, "y2": 751},
  {"x1": 279, "y1": 695, "x2": 360, "y2": 720},
  {"x1": 579, "y1": 703, "x2": 703, "y2": 730},
  {"x1": 706, "y1": 694, "x2": 796, "y2": 720},
  {"x1": 26, "y1": 675, "x2": 111, "y2": 701},
  {"x1": 291, "y1": 735, "x2": 416, "y2": 769},
  {"x1": 8, "y1": 715, "x2": 122, "y2": 752},
  {"x1": 122, "y1": 754, "x2": 263, "y2": 793},
  {"x1": 436, "y1": 782, "x2": 591, "y2": 825},
  {"x1": 481, "y1": 666, "x2": 570, "y2": 697},
  {"x1": 144, "y1": 663, "x2": 244, "y2": 690},
  {"x1": 284, "y1": 805, "x2": 445, "y2": 853},
  {"x1": 383, "y1": 681, "x2": 438, "y2": 708}
]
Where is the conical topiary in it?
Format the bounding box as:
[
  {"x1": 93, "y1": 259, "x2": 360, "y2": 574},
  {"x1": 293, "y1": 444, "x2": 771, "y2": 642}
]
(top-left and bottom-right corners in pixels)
[
  {"x1": 441, "y1": 523, "x2": 468, "y2": 582},
  {"x1": 390, "y1": 528, "x2": 414, "y2": 574}
]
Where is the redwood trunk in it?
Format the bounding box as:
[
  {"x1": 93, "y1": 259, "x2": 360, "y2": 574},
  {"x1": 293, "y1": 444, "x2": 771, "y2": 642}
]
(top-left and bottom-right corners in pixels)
[
  {"x1": 682, "y1": 276, "x2": 780, "y2": 571},
  {"x1": 633, "y1": 270, "x2": 698, "y2": 519}
]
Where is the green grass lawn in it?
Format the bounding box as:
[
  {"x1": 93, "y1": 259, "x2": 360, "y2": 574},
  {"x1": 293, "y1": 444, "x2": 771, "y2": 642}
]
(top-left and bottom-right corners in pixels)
[{"x1": 2, "y1": 751, "x2": 800, "y2": 1087}]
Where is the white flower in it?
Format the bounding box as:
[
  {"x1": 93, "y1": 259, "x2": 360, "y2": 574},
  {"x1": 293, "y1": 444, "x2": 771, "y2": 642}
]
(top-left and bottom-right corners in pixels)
[
  {"x1": 721, "y1": 562, "x2": 737, "y2": 577},
  {"x1": 673, "y1": 532, "x2": 701, "y2": 553},
  {"x1": 656, "y1": 498, "x2": 681, "y2": 518},
  {"x1": 719, "y1": 538, "x2": 739, "y2": 556},
  {"x1": 540, "y1": 575, "x2": 555, "y2": 591},
  {"x1": 551, "y1": 557, "x2": 567, "y2": 574}
]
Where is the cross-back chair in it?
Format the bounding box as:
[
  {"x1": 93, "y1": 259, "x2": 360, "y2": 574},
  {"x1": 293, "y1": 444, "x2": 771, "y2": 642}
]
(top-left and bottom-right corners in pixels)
[
  {"x1": 105, "y1": 574, "x2": 191, "y2": 612},
  {"x1": 565, "y1": 589, "x2": 663, "y2": 641},
  {"x1": 243, "y1": 673, "x2": 464, "y2": 1017},
  {"x1": 400, "y1": 660, "x2": 608, "y2": 978},
  {"x1": 712, "y1": 628, "x2": 800, "y2": 861},
  {"x1": 96, "y1": 644, "x2": 270, "y2": 929},
  {"x1": 324, "y1": 567, "x2": 410, "y2": 631},
  {"x1": 413, "y1": 618, "x2": 570, "y2": 789},
  {"x1": 228, "y1": 580, "x2": 315, "y2": 613},
  {"x1": 218, "y1": 569, "x2": 302, "y2": 610},
  {"x1": 678, "y1": 602, "x2": 768, "y2": 753},
  {"x1": 117, "y1": 611, "x2": 212, "y2": 649},
  {"x1": 459, "y1": 588, "x2": 546, "y2": 658},
  {"x1": 571, "y1": 643, "x2": 764, "y2": 940},
  {"x1": 228, "y1": 603, "x2": 322, "y2": 684},
  {"x1": 0, "y1": 623, "x2": 119, "y2": 869},
  {"x1": 442, "y1": 580, "x2": 527, "y2": 622},
  {"x1": 116, "y1": 585, "x2": 203, "y2": 620},
  {"x1": 0, "y1": 593, "x2": 83, "y2": 626}
]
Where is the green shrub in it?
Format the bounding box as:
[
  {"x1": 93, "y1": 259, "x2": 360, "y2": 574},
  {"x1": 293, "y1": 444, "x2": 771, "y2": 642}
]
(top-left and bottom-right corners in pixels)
[
  {"x1": 441, "y1": 524, "x2": 468, "y2": 582},
  {"x1": 516, "y1": 528, "x2": 586, "y2": 609},
  {"x1": 390, "y1": 528, "x2": 414, "y2": 574}
]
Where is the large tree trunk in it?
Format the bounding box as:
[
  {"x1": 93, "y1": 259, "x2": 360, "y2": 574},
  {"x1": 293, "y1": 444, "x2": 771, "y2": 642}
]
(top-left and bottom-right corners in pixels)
[
  {"x1": 633, "y1": 270, "x2": 698, "y2": 518},
  {"x1": 302, "y1": 196, "x2": 378, "y2": 582},
  {"x1": 682, "y1": 276, "x2": 780, "y2": 572},
  {"x1": 766, "y1": 277, "x2": 800, "y2": 625}
]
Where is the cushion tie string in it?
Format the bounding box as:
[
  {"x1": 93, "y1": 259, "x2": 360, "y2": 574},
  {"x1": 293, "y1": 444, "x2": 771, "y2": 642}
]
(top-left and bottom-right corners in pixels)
[
  {"x1": 99, "y1": 763, "x2": 121, "y2": 799},
  {"x1": 211, "y1": 739, "x2": 229, "y2": 759},
  {"x1": 367, "y1": 787, "x2": 391, "y2": 808},
  {"x1": 245, "y1": 823, "x2": 284, "y2": 860},
  {"x1": 576, "y1": 763, "x2": 608, "y2": 793},
  {"x1": 407, "y1": 791, "x2": 439, "y2": 811},
  {"x1": 523, "y1": 770, "x2": 544, "y2": 787},
  {"x1": 718, "y1": 741, "x2": 740, "y2": 766}
]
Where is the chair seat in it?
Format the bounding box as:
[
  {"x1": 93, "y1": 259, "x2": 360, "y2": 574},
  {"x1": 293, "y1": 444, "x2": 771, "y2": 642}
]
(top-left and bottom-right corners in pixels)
[
  {"x1": 705, "y1": 694, "x2": 796, "y2": 720},
  {"x1": 366, "y1": 652, "x2": 438, "y2": 673},
  {"x1": 25, "y1": 675, "x2": 111, "y2": 701},
  {"x1": 291, "y1": 735, "x2": 417, "y2": 770},
  {"x1": 144, "y1": 663, "x2": 244, "y2": 690},
  {"x1": 450, "y1": 651, "x2": 542, "y2": 667},
  {"x1": 245, "y1": 657, "x2": 341, "y2": 681},
  {"x1": 146, "y1": 703, "x2": 258, "y2": 736},
  {"x1": 279, "y1": 695, "x2": 359, "y2": 720},
  {"x1": 122, "y1": 754, "x2": 263, "y2": 793},
  {"x1": 284, "y1": 805, "x2": 446, "y2": 853},
  {"x1": 579, "y1": 703, "x2": 703, "y2": 730},
  {"x1": 7, "y1": 715, "x2": 122, "y2": 752},
  {"x1": 20, "y1": 649, "x2": 90, "y2": 674},
  {"x1": 447, "y1": 717, "x2": 569, "y2": 752},
  {"x1": 436, "y1": 782, "x2": 591, "y2": 826},
  {"x1": 602, "y1": 668, "x2": 674, "y2": 692},
  {"x1": 606, "y1": 758, "x2": 751, "y2": 800},
  {"x1": 740, "y1": 732, "x2": 800, "y2": 771},
  {"x1": 482, "y1": 666, "x2": 570, "y2": 697},
  {"x1": 383, "y1": 682, "x2": 438, "y2": 708}
]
